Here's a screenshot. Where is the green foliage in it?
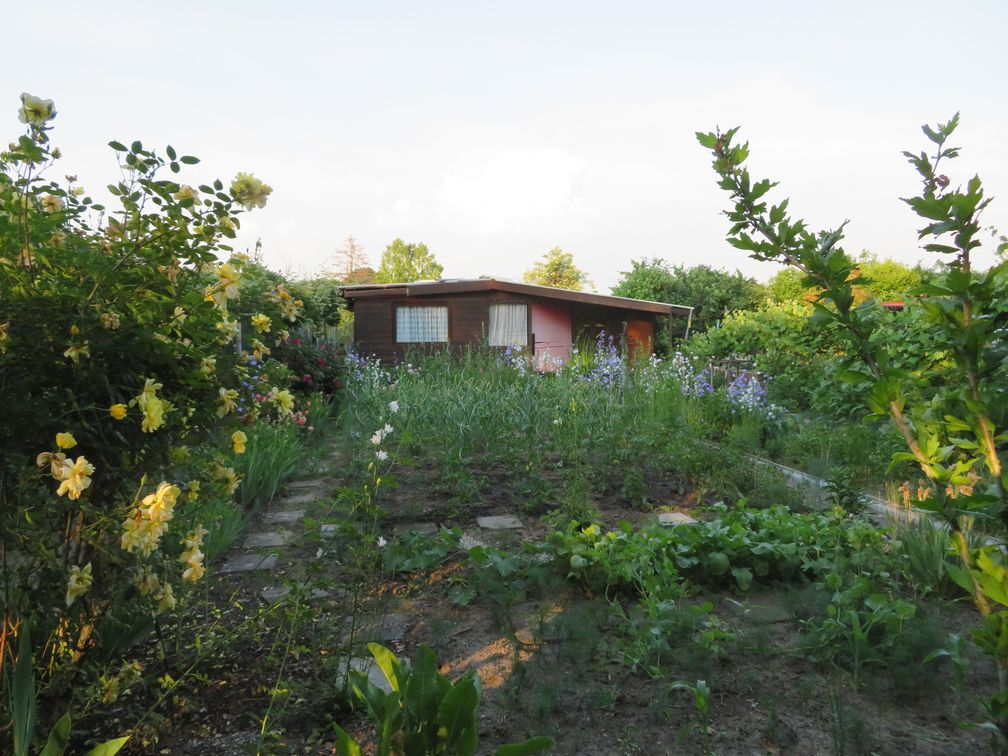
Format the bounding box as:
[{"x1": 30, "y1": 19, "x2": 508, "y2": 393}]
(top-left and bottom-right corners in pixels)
[
  {"x1": 287, "y1": 277, "x2": 346, "y2": 327},
  {"x1": 272, "y1": 339, "x2": 344, "y2": 394},
  {"x1": 700, "y1": 112, "x2": 1008, "y2": 726},
  {"x1": 232, "y1": 420, "x2": 304, "y2": 508},
  {"x1": 613, "y1": 259, "x2": 764, "y2": 335},
  {"x1": 375, "y1": 238, "x2": 444, "y2": 283},
  {"x1": 550, "y1": 503, "x2": 885, "y2": 598},
  {"x1": 333, "y1": 643, "x2": 553, "y2": 756},
  {"x1": 522, "y1": 246, "x2": 591, "y2": 290},
  {"x1": 344, "y1": 345, "x2": 688, "y2": 511},
  {"x1": 6, "y1": 631, "x2": 129, "y2": 756},
  {"x1": 801, "y1": 572, "x2": 918, "y2": 690}
]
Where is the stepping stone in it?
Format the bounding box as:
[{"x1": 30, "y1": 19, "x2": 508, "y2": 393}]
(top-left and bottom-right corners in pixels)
[
  {"x1": 320, "y1": 523, "x2": 339, "y2": 537},
  {"x1": 658, "y1": 511, "x2": 698, "y2": 527},
  {"x1": 341, "y1": 657, "x2": 393, "y2": 694},
  {"x1": 220, "y1": 553, "x2": 277, "y2": 574},
  {"x1": 244, "y1": 530, "x2": 292, "y2": 549},
  {"x1": 278, "y1": 491, "x2": 318, "y2": 505},
  {"x1": 477, "y1": 515, "x2": 523, "y2": 530},
  {"x1": 264, "y1": 509, "x2": 305, "y2": 524},
  {"x1": 260, "y1": 585, "x2": 334, "y2": 602},
  {"x1": 375, "y1": 613, "x2": 410, "y2": 643},
  {"x1": 394, "y1": 522, "x2": 438, "y2": 536},
  {"x1": 287, "y1": 478, "x2": 325, "y2": 490},
  {"x1": 260, "y1": 585, "x2": 290, "y2": 602}
]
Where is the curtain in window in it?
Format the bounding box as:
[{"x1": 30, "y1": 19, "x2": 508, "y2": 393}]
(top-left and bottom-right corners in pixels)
[
  {"x1": 396, "y1": 306, "x2": 448, "y2": 343},
  {"x1": 489, "y1": 303, "x2": 528, "y2": 346}
]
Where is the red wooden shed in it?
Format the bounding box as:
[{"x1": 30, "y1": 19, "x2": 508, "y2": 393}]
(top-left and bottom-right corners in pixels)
[{"x1": 338, "y1": 278, "x2": 693, "y2": 365}]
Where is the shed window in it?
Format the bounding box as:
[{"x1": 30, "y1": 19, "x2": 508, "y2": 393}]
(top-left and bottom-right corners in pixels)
[
  {"x1": 489, "y1": 303, "x2": 528, "y2": 346},
  {"x1": 396, "y1": 306, "x2": 448, "y2": 343}
]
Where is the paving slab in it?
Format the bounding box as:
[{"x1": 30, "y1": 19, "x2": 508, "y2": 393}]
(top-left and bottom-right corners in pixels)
[
  {"x1": 287, "y1": 478, "x2": 325, "y2": 490},
  {"x1": 277, "y1": 491, "x2": 319, "y2": 505},
  {"x1": 658, "y1": 511, "x2": 698, "y2": 527},
  {"x1": 243, "y1": 530, "x2": 292, "y2": 549},
  {"x1": 264, "y1": 509, "x2": 305, "y2": 524},
  {"x1": 394, "y1": 522, "x2": 438, "y2": 536},
  {"x1": 320, "y1": 523, "x2": 339, "y2": 537},
  {"x1": 220, "y1": 553, "x2": 277, "y2": 574},
  {"x1": 476, "y1": 515, "x2": 523, "y2": 530},
  {"x1": 260, "y1": 585, "x2": 334, "y2": 602},
  {"x1": 340, "y1": 657, "x2": 393, "y2": 694}
]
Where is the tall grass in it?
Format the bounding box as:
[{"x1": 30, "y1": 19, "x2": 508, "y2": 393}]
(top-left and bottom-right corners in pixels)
[
  {"x1": 234, "y1": 421, "x2": 304, "y2": 508},
  {"x1": 342, "y1": 345, "x2": 773, "y2": 509}
]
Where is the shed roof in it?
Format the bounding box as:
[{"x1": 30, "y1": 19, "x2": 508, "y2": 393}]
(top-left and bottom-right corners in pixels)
[{"x1": 338, "y1": 278, "x2": 694, "y2": 317}]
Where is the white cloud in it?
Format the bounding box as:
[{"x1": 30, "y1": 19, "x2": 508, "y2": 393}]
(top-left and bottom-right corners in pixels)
[{"x1": 438, "y1": 149, "x2": 587, "y2": 231}]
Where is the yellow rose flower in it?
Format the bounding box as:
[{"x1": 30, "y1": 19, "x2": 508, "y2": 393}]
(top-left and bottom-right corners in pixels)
[
  {"x1": 230, "y1": 172, "x2": 273, "y2": 210},
  {"x1": 0, "y1": 322, "x2": 9, "y2": 353},
  {"x1": 56, "y1": 456, "x2": 94, "y2": 500},
  {"x1": 63, "y1": 342, "x2": 90, "y2": 364},
  {"x1": 214, "y1": 464, "x2": 241, "y2": 495},
  {"x1": 66, "y1": 562, "x2": 93, "y2": 607},
  {"x1": 204, "y1": 263, "x2": 242, "y2": 308},
  {"x1": 55, "y1": 432, "x2": 77, "y2": 449},
  {"x1": 134, "y1": 568, "x2": 160, "y2": 597},
  {"x1": 216, "y1": 318, "x2": 239, "y2": 342},
  {"x1": 251, "y1": 338, "x2": 270, "y2": 360},
  {"x1": 41, "y1": 195, "x2": 65, "y2": 213},
  {"x1": 199, "y1": 356, "x2": 216, "y2": 377},
  {"x1": 100, "y1": 312, "x2": 120, "y2": 330},
  {"x1": 134, "y1": 378, "x2": 167, "y2": 432},
  {"x1": 172, "y1": 185, "x2": 198, "y2": 202},
  {"x1": 186, "y1": 480, "x2": 201, "y2": 502},
  {"x1": 110, "y1": 403, "x2": 127, "y2": 420},
  {"x1": 155, "y1": 583, "x2": 176, "y2": 613},
  {"x1": 251, "y1": 313, "x2": 271, "y2": 333},
  {"x1": 121, "y1": 482, "x2": 179, "y2": 556},
  {"x1": 18, "y1": 92, "x2": 57, "y2": 126},
  {"x1": 37, "y1": 451, "x2": 70, "y2": 479},
  {"x1": 217, "y1": 387, "x2": 238, "y2": 418},
  {"x1": 231, "y1": 430, "x2": 247, "y2": 454}
]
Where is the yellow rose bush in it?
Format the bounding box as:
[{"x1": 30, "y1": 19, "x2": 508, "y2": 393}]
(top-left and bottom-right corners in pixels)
[{"x1": 0, "y1": 94, "x2": 307, "y2": 738}]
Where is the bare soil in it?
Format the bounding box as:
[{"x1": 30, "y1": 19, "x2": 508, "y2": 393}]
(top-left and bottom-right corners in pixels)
[{"x1": 98, "y1": 451, "x2": 997, "y2": 755}]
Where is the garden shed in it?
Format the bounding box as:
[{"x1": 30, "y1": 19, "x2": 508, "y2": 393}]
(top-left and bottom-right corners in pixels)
[{"x1": 339, "y1": 278, "x2": 693, "y2": 365}]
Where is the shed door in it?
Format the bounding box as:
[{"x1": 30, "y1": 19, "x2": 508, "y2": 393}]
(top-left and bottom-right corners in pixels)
[
  {"x1": 626, "y1": 318, "x2": 654, "y2": 361},
  {"x1": 530, "y1": 302, "x2": 572, "y2": 369}
]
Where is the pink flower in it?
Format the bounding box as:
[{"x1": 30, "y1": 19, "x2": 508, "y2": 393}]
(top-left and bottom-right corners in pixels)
[
  {"x1": 318, "y1": 357, "x2": 326, "y2": 366},
  {"x1": 293, "y1": 338, "x2": 302, "y2": 346},
  {"x1": 307, "y1": 426, "x2": 314, "y2": 432},
  {"x1": 302, "y1": 374, "x2": 312, "y2": 383}
]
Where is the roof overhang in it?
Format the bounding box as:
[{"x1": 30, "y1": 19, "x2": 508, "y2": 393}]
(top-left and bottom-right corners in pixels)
[{"x1": 339, "y1": 278, "x2": 693, "y2": 317}]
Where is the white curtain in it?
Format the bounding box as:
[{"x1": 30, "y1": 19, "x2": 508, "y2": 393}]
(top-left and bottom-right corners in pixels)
[
  {"x1": 396, "y1": 306, "x2": 448, "y2": 343},
  {"x1": 489, "y1": 303, "x2": 528, "y2": 346}
]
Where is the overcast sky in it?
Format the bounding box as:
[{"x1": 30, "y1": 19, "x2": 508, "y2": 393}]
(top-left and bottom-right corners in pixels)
[{"x1": 6, "y1": 1, "x2": 1006, "y2": 291}]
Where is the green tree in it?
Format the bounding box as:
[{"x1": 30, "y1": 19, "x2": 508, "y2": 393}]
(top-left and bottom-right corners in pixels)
[
  {"x1": 523, "y1": 247, "x2": 592, "y2": 290},
  {"x1": 614, "y1": 260, "x2": 763, "y2": 333},
  {"x1": 857, "y1": 252, "x2": 922, "y2": 301},
  {"x1": 765, "y1": 268, "x2": 810, "y2": 304},
  {"x1": 767, "y1": 254, "x2": 922, "y2": 304},
  {"x1": 611, "y1": 257, "x2": 677, "y2": 302},
  {"x1": 375, "y1": 239, "x2": 443, "y2": 283}
]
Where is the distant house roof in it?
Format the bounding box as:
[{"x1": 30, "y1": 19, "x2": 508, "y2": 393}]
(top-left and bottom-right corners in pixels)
[{"x1": 339, "y1": 278, "x2": 694, "y2": 317}]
